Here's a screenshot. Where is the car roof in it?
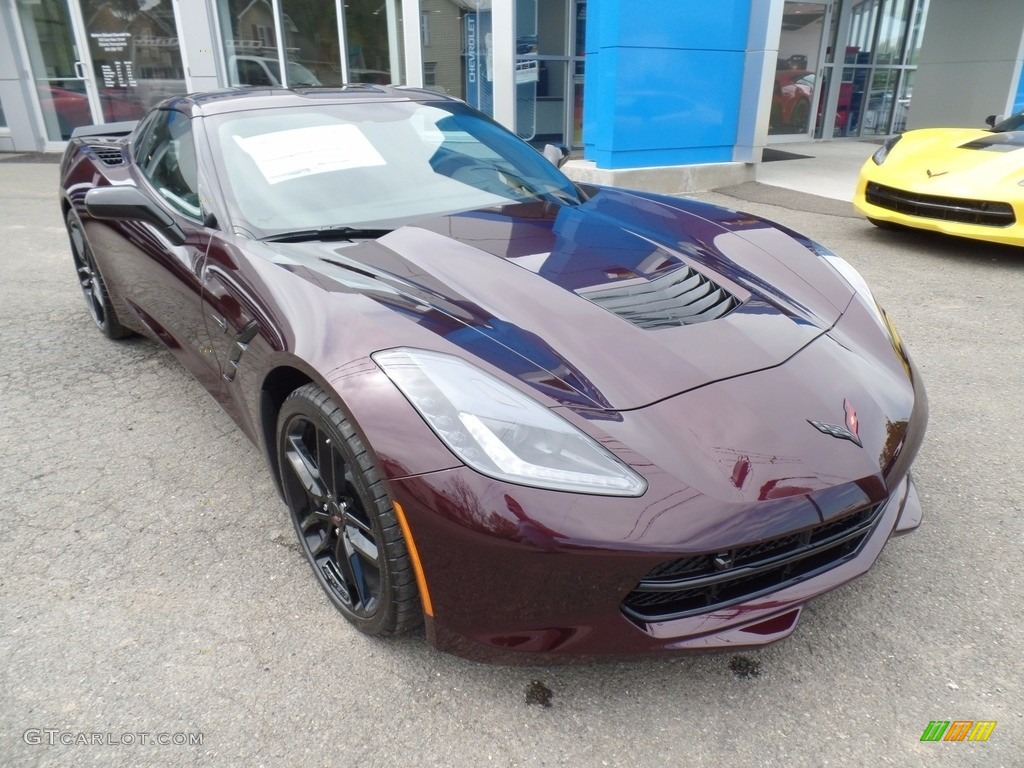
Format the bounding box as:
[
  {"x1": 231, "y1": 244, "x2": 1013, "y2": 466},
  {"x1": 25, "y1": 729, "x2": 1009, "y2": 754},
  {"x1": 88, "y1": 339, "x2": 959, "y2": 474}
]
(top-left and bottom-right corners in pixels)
[{"x1": 166, "y1": 85, "x2": 458, "y2": 117}]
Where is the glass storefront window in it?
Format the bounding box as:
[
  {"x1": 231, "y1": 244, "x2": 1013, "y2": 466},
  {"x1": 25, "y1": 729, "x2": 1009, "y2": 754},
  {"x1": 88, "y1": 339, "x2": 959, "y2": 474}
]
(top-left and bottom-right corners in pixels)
[
  {"x1": 771, "y1": 1, "x2": 830, "y2": 137},
  {"x1": 280, "y1": 0, "x2": 343, "y2": 86},
  {"x1": 218, "y1": 0, "x2": 284, "y2": 86},
  {"x1": 345, "y1": 0, "x2": 402, "y2": 84},
  {"x1": 512, "y1": 0, "x2": 585, "y2": 147},
  {"x1": 859, "y1": 67, "x2": 897, "y2": 135},
  {"x1": 804, "y1": 0, "x2": 929, "y2": 139},
  {"x1": 873, "y1": 0, "x2": 911, "y2": 65},
  {"x1": 907, "y1": 0, "x2": 930, "y2": 66},
  {"x1": 420, "y1": 1, "x2": 463, "y2": 96},
  {"x1": 80, "y1": 0, "x2": 187, "y2": 121},
  {"x1": 17, "y1": 0, "x2": 92, "y2": 141},
  {"x1": 218, "y1": 0, "x2": 403, "y2": 88}
]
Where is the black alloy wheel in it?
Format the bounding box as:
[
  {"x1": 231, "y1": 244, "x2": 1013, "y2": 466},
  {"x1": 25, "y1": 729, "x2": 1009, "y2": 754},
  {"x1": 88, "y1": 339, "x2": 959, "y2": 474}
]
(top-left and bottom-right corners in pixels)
[
  {"x1": 65, "y1": 209, "x2": 131, "y2": 339},
  {"x1": 277, "y1": 384, "x2": 422, "y2": 636}
]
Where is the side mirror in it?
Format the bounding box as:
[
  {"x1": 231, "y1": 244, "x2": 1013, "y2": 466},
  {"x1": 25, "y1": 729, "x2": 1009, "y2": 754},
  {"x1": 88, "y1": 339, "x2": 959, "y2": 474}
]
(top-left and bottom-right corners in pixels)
[
  {"x1": 985, "y1": 114, "x2": 1002, "y2": 128},
  {"x1": 84, "y1": 186, "x2": 186, "y2": 246},
  {"x1": 542, "y1": 143, "x2": 571, "y2": 169}
]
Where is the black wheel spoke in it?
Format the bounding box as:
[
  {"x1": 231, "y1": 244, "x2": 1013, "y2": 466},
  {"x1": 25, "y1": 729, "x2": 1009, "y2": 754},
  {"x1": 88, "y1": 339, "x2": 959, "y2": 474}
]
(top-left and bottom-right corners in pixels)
[
  {"x1": 299, "y1": 508, "x2": 330, "y2": 535},
  {"x1": 284, "y1": 431, "x2": 329, "y2": 505},
  {"x1": 339, "y1": 533, "x2": 372, "y2": 609},
  {"x1": 346, "y1": 525, "x2": 379, "y2": 563},
  {"x1": 343, "y1": 508, "x2": 374, "y2": 537},
  {"x1": 309, "y1": 527, "x2": 337, "y2": 560},
  {"x1": 315, "y1": 427, "x2": 336, "y2": 500},
  {"x1": 77, "y1": 264, "x2": 92, "y2": 288}
]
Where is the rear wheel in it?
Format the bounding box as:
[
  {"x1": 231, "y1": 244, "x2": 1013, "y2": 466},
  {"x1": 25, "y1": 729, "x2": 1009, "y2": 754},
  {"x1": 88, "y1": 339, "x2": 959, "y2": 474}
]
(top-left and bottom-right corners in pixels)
[
  {"x1": 66, "y1": 209, "x2": 132, "y2": 339},
  {"x1": 277, "y1": 384, "x2": 422, "y2": 636}
]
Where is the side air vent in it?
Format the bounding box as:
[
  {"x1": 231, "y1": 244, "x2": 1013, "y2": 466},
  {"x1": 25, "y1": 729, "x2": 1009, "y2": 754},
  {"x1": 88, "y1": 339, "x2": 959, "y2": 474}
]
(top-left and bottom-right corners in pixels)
[
  {"x1": 89, "y1": 144, "x2": 125, "y2": 166},
  {"x1": 576, "y1": 265, "x2": 740, "y2": 329}
]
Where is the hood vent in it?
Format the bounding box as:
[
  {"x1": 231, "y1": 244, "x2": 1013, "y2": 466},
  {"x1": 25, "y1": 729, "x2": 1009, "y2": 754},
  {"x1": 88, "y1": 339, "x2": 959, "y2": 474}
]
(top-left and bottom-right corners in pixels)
[
  {"x1": 576, "y1": 264, "x2": 740, "y2": 330},
  {"x1": 89, "y1": 144, "x2": 125, "y2": 166},
  {"x1": 959, "y1": 131, "x2": 1024, "y2": 152}
]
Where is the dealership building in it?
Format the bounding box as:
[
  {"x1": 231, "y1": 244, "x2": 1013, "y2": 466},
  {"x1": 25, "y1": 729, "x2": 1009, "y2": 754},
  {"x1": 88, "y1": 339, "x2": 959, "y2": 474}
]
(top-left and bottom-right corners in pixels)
[{"x1": 1, "y1": 0, "x2": 1022, "y2": 188}]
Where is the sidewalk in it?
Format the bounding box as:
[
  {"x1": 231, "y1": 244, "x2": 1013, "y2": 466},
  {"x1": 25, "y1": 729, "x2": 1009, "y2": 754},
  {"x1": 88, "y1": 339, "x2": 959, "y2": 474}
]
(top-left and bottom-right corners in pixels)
[{"x1": 754, "y1": 140, "x2": 879, "y2": 202}]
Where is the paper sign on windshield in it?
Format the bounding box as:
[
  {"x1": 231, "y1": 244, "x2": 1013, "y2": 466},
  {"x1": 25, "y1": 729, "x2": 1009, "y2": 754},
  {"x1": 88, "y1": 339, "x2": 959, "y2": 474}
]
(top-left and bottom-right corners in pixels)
[{"x1": 234, "y1": 124, "x2": 385, "y2": 184}]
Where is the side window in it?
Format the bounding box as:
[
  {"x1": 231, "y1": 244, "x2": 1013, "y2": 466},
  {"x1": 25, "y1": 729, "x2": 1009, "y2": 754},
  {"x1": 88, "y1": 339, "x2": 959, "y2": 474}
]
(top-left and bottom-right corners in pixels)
[
  {"x1": 137, "y1": 110, "x2": 201, "y2": 220},
  {"x1": 131, "y1": 111, "x2": 160, "y2": 166}
]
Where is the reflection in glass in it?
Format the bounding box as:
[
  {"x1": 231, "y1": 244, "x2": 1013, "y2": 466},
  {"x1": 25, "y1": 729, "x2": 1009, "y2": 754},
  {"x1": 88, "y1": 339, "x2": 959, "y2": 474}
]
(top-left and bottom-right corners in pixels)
[
  {"x1": 420, "y1": 0, "x2": 466, "y2": 96},
  {"x1": 81, "y1": 0, "x2": 186, "y2": 121},
  {"x1": 861, "y1": 68, "x2": 898, "y2": 136},
  {"x1": 770, "y1": 1, "x2": 827, "y2": 137},
  {"x1": 893, "y1": 69, "x2": 914, "y2": 132},
  {"x1": 218, "y1": 0, "x2": 282, "y2": 86},
  {"x1": 281, "y1": 0, "x2": 342, "y2": 86},
  {"x1": 17, "y1": 0, "x2": 93, "y2": 140},
  {"x1": 512, "y1": 0, "x2": 586, "y2": 147},
  {"x1": 344, "y1": 0, "x2": 403, "y2": 84},
  {"x1": 907, "y1": 0, "x2": 930, "y2": 66}
]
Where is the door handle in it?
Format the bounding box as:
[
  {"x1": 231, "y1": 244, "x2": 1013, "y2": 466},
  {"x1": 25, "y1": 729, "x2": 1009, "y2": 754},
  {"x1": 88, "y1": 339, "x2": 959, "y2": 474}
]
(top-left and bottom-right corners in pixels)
[{"x1": 74, "y1": 61, "x2": 87, "y2": 80}]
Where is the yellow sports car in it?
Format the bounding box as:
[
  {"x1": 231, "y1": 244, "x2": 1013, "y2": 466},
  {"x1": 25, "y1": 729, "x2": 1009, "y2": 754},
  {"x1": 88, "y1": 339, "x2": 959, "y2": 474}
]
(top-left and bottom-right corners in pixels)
[{"x1": 854, "y1": 111, "x2": 1024, "y2": 246}]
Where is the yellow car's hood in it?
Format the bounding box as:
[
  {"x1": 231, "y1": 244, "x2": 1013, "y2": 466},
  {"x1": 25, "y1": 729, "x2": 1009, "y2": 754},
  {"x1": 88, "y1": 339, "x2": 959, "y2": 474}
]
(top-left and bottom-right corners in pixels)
[{"x1": 877, "y1": 128, "x2": 1024, "y2": 193}]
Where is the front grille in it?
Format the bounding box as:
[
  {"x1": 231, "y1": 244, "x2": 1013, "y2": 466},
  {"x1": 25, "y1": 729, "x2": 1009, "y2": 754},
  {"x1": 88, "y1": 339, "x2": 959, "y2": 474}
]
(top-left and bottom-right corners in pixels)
[
  {"x1": 621, "y1": 502, "x2": 884, "y2": 622},
  {"x1": 88, "y1": 144, "x2": 125, "y2": 166},
  {"x1": 866, "y1": 181, "x2": 1015, "y2": 227},
  {"x1": 576, "y1": 264, "x2": 740, "y2": 330}
]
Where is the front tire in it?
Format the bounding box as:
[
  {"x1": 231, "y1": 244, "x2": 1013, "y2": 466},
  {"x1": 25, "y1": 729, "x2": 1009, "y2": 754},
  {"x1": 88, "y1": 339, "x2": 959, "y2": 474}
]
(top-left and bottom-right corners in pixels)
[
  {"x1": 66, "y1": 209, "x2": 132, "y2": 339},
  {"x1": 277, "y1": 384, "x2": 422, "y2": 637}
]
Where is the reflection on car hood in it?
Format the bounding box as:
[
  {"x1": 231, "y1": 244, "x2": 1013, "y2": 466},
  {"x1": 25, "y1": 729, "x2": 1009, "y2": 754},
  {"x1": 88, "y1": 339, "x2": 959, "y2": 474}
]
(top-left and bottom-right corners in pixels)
[{"x1": 270, "y1": 188, "x2": 855, "y2": 410}]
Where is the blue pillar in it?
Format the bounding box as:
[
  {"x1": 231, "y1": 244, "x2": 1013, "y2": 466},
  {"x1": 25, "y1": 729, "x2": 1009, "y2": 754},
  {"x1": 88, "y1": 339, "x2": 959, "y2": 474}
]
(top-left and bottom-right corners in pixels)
[{"x1": 584, "y1": 0, "x2": 751, "y2": 170}]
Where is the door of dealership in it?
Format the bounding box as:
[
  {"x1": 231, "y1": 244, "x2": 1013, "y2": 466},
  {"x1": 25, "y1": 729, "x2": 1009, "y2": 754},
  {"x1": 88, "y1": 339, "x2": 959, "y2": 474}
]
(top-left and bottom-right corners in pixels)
[{"x1": 13, "y1": 0, "x2": 186, "y2": 148}]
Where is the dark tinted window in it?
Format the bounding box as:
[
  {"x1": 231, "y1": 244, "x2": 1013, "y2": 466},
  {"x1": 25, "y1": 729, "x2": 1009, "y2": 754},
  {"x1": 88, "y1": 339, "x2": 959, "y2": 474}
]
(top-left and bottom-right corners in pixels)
[
  {"x1": 137, "y1": 110, "x2": 200, "y2": 220},
  {"x1": 131, "y1": 110, "x2": 160, "y2": 165}
]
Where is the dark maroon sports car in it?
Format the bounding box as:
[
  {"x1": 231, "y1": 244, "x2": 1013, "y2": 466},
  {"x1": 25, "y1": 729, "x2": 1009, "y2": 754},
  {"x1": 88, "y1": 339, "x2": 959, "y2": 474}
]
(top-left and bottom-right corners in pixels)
[{"x1": 60, "y1": 87, "x2": 927, "y2": 662}]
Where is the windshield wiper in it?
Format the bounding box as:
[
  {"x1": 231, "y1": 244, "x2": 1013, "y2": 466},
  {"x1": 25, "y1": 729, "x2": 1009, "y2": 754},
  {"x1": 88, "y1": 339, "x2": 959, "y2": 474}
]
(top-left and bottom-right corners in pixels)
[{"x1": 261, "y1": 225, "x2": 392, "y2": 243}]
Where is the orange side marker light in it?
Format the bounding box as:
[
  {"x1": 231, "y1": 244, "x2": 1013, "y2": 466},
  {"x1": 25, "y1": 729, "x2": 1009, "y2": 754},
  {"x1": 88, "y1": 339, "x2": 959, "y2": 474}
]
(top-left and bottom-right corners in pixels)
[{"x1": 392, "y1": 500, "x2": 434, "y2": 617}]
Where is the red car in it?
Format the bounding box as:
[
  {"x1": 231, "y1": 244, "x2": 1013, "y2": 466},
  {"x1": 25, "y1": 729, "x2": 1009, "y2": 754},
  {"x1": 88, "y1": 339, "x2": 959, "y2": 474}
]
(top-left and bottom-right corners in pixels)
[
  {"x1": 39, "y1": 84, "x2": 144, "y2": 139},
  {"x1": 772, "y1": 69, "x2": 814, "y2": 130},
  {"x1": 60, "y1": 88, "x2": 927, "y2": 661}
]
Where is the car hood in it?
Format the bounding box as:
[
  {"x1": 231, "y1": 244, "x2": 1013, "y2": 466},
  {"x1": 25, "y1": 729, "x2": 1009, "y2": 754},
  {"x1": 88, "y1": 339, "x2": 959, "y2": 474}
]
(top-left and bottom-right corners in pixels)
[
  {"x1": 268, "y1": 188, "x2": 856, "y2": 410},
  {"x1": 878, "y1": 127, "x2": 1024, "y2": 191}
]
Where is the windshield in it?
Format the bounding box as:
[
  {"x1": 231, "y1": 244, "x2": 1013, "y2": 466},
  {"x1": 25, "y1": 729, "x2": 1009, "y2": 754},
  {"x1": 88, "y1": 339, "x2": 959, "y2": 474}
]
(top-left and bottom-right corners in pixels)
[
  {"x1": 992, "y1": 111, "x2": 1024, "y2": 132},
  {"x1": 208, "y1": 100, "x2": 581, "y2": 238}
]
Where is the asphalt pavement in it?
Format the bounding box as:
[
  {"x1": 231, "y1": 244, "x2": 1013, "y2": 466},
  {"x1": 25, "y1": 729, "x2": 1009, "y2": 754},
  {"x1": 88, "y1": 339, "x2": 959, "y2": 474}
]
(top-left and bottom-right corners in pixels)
[{"x1": 0, "y1": 151, "x2": 1021, "y2": 768}]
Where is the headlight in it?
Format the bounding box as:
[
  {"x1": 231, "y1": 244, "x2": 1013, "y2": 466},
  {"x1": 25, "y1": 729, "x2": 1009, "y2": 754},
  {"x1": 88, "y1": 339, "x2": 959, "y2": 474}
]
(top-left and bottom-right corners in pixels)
[
  {"x1": 373, "y1": 348, "x2": 647, "y2": 496},
  {"x1": 871, "y1": 134, "x2": 902, "y2": 165}
]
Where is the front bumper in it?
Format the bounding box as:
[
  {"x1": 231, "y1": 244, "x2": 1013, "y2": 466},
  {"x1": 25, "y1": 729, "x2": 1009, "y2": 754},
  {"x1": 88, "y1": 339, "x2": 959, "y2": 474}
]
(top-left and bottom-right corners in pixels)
[
  {"x1": 389, "y1": 469, "x2": 922, "y2": 663},
  {"x1": 854, "y1": 175, "x2": 1024, "y2": 247}
]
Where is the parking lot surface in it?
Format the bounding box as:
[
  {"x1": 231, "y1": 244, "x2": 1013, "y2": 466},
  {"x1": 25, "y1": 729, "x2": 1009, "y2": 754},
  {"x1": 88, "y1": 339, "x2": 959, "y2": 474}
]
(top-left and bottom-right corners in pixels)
[{"x1": 0, "y1": 160, "x2": 1021, "y2": 767}]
